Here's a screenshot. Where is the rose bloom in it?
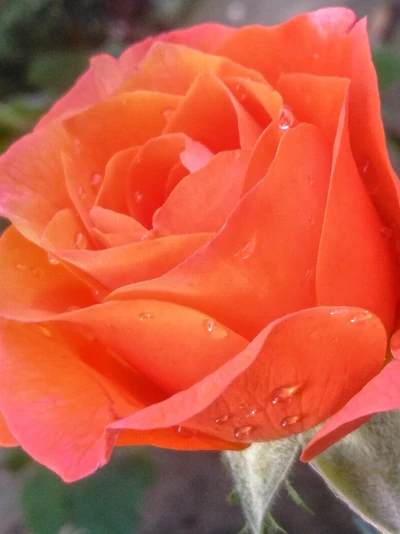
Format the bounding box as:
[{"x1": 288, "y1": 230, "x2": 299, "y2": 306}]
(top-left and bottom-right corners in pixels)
[{"x1": 0, "y1": 7, "x2": 399, "y2": 481}]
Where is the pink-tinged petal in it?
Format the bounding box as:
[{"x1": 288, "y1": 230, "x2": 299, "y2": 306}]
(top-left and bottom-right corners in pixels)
[
  {"x1": 59, "y1": 233, "x2": 214, "y2": 290},
  {"x1": 0, "y1": 412, "x2": 18, "y2": 447},
  {"x1": 119, "y1": 42, "x2": 264, "y2": 96},
  {"x1": 111, "y1": 306, "x2": 386, "y2": 444},
  {"x1": 217, "y1": 8, "x2": 356, "y2": 86},
  {"x1": 301, "y1": 358, "x2": 400, "y2": 462},
  {"x1": 316, "y1": 93, "x2": 398, "y2": 333},
  {"x1": 0, "y1": 124, "x2": 71, "y2": 243},
  {"x1": 277, "y1": 74, "x2": 349, "y2": 144},
  {"x1": 154, "y1": 150, "x2": 250, "y2": 234},
  {"x1": 108, "y1": 124, "x2": 331, "y2": 339},
  {"x1": 96, "y1": 147, "x2": 140, "y2": 216},
  {"x1": 116, "y1": 427, "x2": 245, "y2": 451},
  {"x1": 343, "y1": 19, "x2": 400, "y2": 239},
  {"x1": 165, "y1": 73, "x2": 262, "y2": 153},
  {"x1": 53, "y1": 300, "x2": 248, "y2": 394},
  {"x1": 0, "y1": 320, "x2": 137, "y2": 481},
  {"x1": 0, "y1": 226, "x2": 94, "y2": 321},
  {"x1": 64, "y1": 91, "x2": 182, "y2": 170}
]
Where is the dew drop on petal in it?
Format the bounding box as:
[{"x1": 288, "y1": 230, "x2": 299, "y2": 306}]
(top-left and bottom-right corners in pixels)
[
  {"x1": 35, "y1": 325, "x2": 52, "y2": 338},
  {"x1": 138, "y1": 313, "x2": 153, "y2": 321},
  {"x1": 271, "y1": 385, "x2": 300, "y2": 405},
  {"x1": 74, "y1": 232, "x2": 88, "y2": 250},
  {"x1": 233, "y1": 236, "x2": 256, "y2": 260},
  {"x1": 245, "y1": 408, "x2": 259, "y2": 418},
  {"x1": 77, "y1": 187, "x2": 86, "y2": 200},
  {"x1": 281, "y1": 415, "x2": 300, "y2": 427},
  {"x1": 203, "y1": 318, "x2": 228, "y2": 339},
  {"x1": 175, "y1": 426, "x2": 193, "y2": 438},
  {"x1": 215, "y1": 414, "x2": 231, "y2": 424},
  {"x1": 73, "y1": 139, "x2": 82, "y2": 154},
  {"x1": 47, "y1": 252, "x2": 60, "y2": 265},
  {"x1": 349, "y1": 310, "x2": 373, "y2": 323},
  {"x1": 90, "y1": 173, "x2": 102, "y2": 187},
  {"x1": 163, "y1": 109, "x2": 174, "y2": 121},
  {"x1": 234, "y1": 426, "x2": 254, "y2": 439},
  {"x1": 362, "y1": 161, "x2": 371, "y2": 174},
  {"x1": 15, "y1": 263, "x2": 26, "y2": 271},
  {"x1": 308, "y1": 174, "x2": 314, "y2": 186},
  {"x1": 381, "y1": 227, "x2": 393, "y2": 240},
  {"x1": 329, "y1": 308, "x2": 347, "y2": 316},
  {"x1": 134, "y1": 191, "x2": 144, "y2": 203},
  {"x1": 279, "y1": 106, "x2": 294, "y2": 131}
]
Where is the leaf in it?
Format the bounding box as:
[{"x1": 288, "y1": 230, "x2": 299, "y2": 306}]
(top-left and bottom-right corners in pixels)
[
  {"x1": 284, "y1": 479, "x2": 314, "y2": 516},
  {"x1": 372, "y1": 46, "x2": 400, "y2": 90},
  {"x1": 224, "y1": 438, "x2": 300, "y2": 534},
  {"x1": 21, "y1": 450, "x2": 155, "y2": 534},
  {"x1": 299, "y1": 411, "x2": 400, "y2": 534}
]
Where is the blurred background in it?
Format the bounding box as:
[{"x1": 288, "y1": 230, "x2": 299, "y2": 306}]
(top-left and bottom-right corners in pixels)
[{"x1": 0, "y1": 1, "x2": 399, "y2": 533}]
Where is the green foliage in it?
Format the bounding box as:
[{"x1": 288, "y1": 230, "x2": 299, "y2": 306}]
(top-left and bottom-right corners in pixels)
[
  {"x1": 373, "y1": 45, "x2": 400, "y2": 90},
  {"x1": 284, "y1": 479, "x2": 314, "y2": 516},
  {"x1": 21, "y1": 451, "x2": 155, "y2": 534}
]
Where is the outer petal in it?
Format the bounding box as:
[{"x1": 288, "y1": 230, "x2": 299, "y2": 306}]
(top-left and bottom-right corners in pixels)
[
  {"x1": 111, "y1": 307, "x2": 386, "y2": 443},
  {"x1": 52, "y1": 300, "x2": 248, "y2": 394},
  {"x1": 217, "y1": 8, "x2": 356, "y2": 85},
  {"x1": 0, "y1": 412, "x2": 18, "y2": 446},
  {"x1": 0, "y1": 320, "x2": 135, "y2": 481},
  {"x1": 316, "y1": 93, "x2": 398, "y2": 332},
  {"x1": 108, "y1": 124, "x2": 331, "y2": 339},
  {"x1": 0, "y1": 124, "x2": 71, "y2": 243},
  {"x1": 0, "y1": 226, "x2": 94, "y2": 321},
  {"x1": 301, "y1": 359, "x2": 400, "y2": 462}
]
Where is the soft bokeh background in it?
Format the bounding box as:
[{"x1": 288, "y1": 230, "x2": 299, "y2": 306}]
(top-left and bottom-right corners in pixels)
[{"x1": 0, "y1": 1, "x2": 399, "y2": 533}]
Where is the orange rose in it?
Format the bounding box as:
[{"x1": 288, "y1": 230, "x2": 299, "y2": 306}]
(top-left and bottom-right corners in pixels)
[{"x1": 0, "y1": 7, "x2": 399, "y2": 481}]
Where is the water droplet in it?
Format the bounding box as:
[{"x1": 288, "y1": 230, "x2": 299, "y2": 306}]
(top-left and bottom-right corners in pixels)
[
  {"x1": 77, "y1": 187, "x2": 86, "y2": 200},
  {"x1": 307, "y1": 215, "x2": 315, "y2": 227},
  {"x1": 234, "y1": 149, "x2": 241, "y2": 160},
  {"x1": 362, "y1": 161, "x2": 371, "y2": 174},
  {"x1": 15, "y1": 263, "x2": 26, "y2": 271},
  {"x1": 245, "y1": 408, "x2": 259, "y2": 418},
  {"x1": 35, "y1": 325, "x2": 52, "y2": 338},
  {"x1": 163, "y1": 109, "x2": 174, "y2": 121},
  {"x1": 203, "y1": 318, "x2": 228, "y2": 339},
  {"x1": 31, "y1": 268, "x2": 42, "y2": 276},
  {"x1": 47, "y1": 252, "x2": 60, "y2": 265},
  {"x1": 216, "y1": 414, "x2": 231, "y2": 424},
  {"x1": 134, "y1": 191, "x2": 144, "y2": 203},
  {"x1": 226, "y1": 1, "x2": 248, "y2": 23},
  {"x1": 271, "y1": 385, "x2": 300, "y2": 405},
  {"x1": 138, "y1": 313, "x2": 153, "y2": 321},
  {"x1": 313, "y1": 52, "x2": 320, "y2": 60},
  {"x1": 329, "y1": 309, "x2": 347, "y2": 316},
  {"x1": 279, "y1": 106, "x2": 294, "y2": 131},
  {"x1": 90, "y1": 173, "x2": 102, "y2": 187},
  {"x1": 73, "y1": 139, "x2": 82, "y2": 154},
  {"x1": 175, "y1": 426, "x2": 193, "y2": 438},
  {"x1": 281, "y1": 415, "x2": 300, "y2": 427},
  {"x1": 234, "y1": 426, "x2": 254, "y2": 439},
  {"x1": 74, "y1": 232, "x2": 88, "y2": 250},
  {"x1": 237, "y1": 400, "x2": 249, "y2": 411},
  {"x1": 349, "y1": 310, "x2": 373, "y2": 323},
  {"x1": 233, "y1": 236, "x2": 256, "y2": 260},
  {"x1": 308, "y1": 174, "x2": 314, "y2": 186},
  {"x1": 381, "y1": 227, "x2": 393, "y2": 240}
]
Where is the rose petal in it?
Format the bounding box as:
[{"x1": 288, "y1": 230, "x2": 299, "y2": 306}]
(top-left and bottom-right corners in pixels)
[
  {"x1": 0, "y1": 412, "x2": 18, "y2": 447},
  {"x1": 301, "y1": 358, "x2": 400, "y2": 462},
  {"x1": 109, "y1": 124, "x2": 331, "y2": 339},
  {"x1": 164, "y1": 73, "x2": 262, "y2": 152},
  {"x1": 0, "y1": 226, "x2": 94, "y2": 321},
  {"x1": 64, "y1": 91, "x2": 182, "y2": 170},
  {"x1": 0, "y1": 320, "x2": 136, "y2": 481},
  {"x1": 90, "y1": 206, "x2": 146, "y2": 245},
  {"x1": 42, "y1": 208, "x2": 93, "y2": 251},
  {"x1": 111, "y1": 306, "x2": 386, "y2": 444},
  {"x1": 53, "y1": 300, "x2": 248, "y2": 394},
  {"x1": 153, "y1": 149, "x2": 250, "y2": 234},
  {"x1": 0, "y1": 124, "x2": 71, "y2": 243},
  {"x1": 59, "y1": 233, "x2": 214, "y2": 290},
  {"x1": 218, "y1": 8, "x2": 356, "y2": 86},
  {"x1": 316, "y1": 92, "x2": 397, "y2": 333}
]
